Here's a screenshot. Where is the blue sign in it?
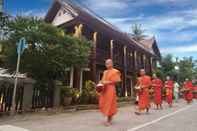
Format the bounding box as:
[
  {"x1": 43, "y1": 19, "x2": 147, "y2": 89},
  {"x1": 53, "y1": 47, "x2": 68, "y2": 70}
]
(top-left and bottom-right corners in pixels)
[{"x1": 17, "y1": 37, "x2": 28, "y2": 55}]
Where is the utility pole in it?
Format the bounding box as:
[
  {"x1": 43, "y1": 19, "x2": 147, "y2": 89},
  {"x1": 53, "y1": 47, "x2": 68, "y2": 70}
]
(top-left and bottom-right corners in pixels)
[{"x1": 11, "y1": 37, "x2": 27, "y2": 115}]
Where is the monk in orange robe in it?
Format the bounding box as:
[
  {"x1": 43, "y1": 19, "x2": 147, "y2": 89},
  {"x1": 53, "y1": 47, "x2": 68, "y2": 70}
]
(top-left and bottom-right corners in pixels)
[
  {"x1": 183, "y1": 79, "x2": 193, "y2": 104},
  {"x1": 135, "y1": 69, "x2": 152, "y2": 115},
  {"x1": 99, "y1": 59, "x2": 121, "y2": 126},
  {"x1": 164, "y1": 76, "x2": 174, "y2": 107},
  {"x1": 152, "y1": 74, "x2": 163, "y2": 110}
]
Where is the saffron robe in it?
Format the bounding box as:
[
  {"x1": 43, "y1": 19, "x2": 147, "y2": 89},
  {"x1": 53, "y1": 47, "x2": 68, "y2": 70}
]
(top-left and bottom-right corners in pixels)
[
  {"x1": 138, "y1": 75, "x2": 152, "y2": 110},
  {"x1": 99, "y1": 68, "x2": 121, "y2": 117},
  {"x1": 165, "y1": 80, "x2": 174, "y2": 105},
  {"x1": 184, "y1": 81, "x2": 193, "y2": 102},
  {"x1": 152, "y1": 78, "x2": 163, "y2": 105}
]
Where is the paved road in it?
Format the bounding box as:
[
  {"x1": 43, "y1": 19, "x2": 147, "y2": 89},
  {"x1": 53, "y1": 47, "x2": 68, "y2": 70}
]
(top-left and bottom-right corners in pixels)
[{"x1": 0, "y1": 100, "x2": 196, "y2": 131}]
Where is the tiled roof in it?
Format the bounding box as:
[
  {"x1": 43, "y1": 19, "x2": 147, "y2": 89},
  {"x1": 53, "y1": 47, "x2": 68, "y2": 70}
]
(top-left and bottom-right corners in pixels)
[{"x1": 140, "y1": 37, "x2": 155, "y2": 54}]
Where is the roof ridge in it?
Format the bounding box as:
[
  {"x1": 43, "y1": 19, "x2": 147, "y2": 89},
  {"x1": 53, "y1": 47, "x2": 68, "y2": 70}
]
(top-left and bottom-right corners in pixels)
[
  {"x1": 61, "y1": 0, "x2": 122, "y2": 33},
  {"x1": 50, "y1": 0, "x2": 157, "y2": 55}
]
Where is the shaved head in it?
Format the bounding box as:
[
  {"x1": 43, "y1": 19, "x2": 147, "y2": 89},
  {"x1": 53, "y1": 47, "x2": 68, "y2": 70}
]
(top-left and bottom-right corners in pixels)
[
  {"x1": 140, "y1": 69, "x2": 145, "y2": 76},
  {"x1": 166, "y1": 76, "x2": 170, "y2": 80},
  {"x1": 153, "y1": 74, "x2": 157, "y2": 78},
  {"x1": 106, "y1": 59, "x2": 113, "y2": 64},
  {"x1": 105, "y1": 59, "x2": 113, "y2": 69}
]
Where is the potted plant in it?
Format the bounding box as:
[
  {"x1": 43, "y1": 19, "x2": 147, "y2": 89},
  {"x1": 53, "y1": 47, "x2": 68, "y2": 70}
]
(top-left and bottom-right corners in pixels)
[
  {"x1": 60, "y1": 86, "x2": 74, "y2": 106},
  {"x1": 89, "y1": 90, "x2": 98, "y2": 104},
  {"x1": 72, "y1": 89, "x2": 81, "y2": 104},
  {"x1": 79, "y1": 80, "x2": 98, "y2": 104}
]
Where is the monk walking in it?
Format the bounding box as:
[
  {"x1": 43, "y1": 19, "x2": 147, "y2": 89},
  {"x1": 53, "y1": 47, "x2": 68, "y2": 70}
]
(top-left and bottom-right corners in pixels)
[
  {"x1": 99, "y1": 59, "x2": 121, "y2": 126},
  {"x1": 135, "y1": 69, "x2": 152, "y2": 115},
  {"x1": 152, "y1": 74, "x2": 163, "y2": 110},
  {"x1": 164, "y1": 76, "x2": 174, "y2": 107},
  {"x1": 183, "y1": 78, "x2": 193, "y2": 104}
]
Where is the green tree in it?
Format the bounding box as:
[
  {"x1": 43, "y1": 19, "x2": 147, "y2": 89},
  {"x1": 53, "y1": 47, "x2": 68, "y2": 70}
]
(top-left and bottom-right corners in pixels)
[
  {"x1": 159, "y1": 54, "x2": 176, "y2": 79},
  {"x1": 0, "y1": 12, "x2": 9, "y2": 65},
  {"x1": 131, "y1": 24, "x2": 146, "y2": 41},
  {"x1": 156, "y1": 54, "x2": 196, "y2": 83},
  {"x1": 178, "y1": 57, "x2": 195, "y2": 82},
  {"x1": 2, "y1": 16, "x2": 91, "y2": 87},
  {"x1": 0, "y1": 12, "x2": 9, "y2": 40}
]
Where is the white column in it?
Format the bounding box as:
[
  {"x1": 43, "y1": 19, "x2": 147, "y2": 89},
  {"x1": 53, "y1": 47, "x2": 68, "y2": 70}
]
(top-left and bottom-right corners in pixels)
[
  {"x1": 79, "y1": 68, "x2": 90, "y2": 93},
  {"x1": 134, "y1": 51, "x2": 137, "y2": 69},
  {"x1": 110, "y1": 40, "x2": 114, "y2": 59},
  {"x1": 143, "y1": 54, "x2": 146, "y2": 69},
  {"x1": 79, "y1": 69, "x2": 83, "y2": 93},
  {"x1": 70, "y1": 67, "x2": 74, "y2": 88},
  {"x1": 123, "y1": 46, "x2": 128, "y2": 97}
]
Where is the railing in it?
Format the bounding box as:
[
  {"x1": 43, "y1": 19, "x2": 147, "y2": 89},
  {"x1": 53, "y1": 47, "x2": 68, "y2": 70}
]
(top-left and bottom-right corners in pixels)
[
  {"x1": 32, "y1": 86, "x2": 54, "y2": 109},
  {"x1": 0, "y1": 83, "x2": 23, "y2": 113}
]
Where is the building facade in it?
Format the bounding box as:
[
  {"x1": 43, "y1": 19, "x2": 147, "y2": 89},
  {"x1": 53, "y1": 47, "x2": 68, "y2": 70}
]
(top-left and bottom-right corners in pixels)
[{"x1": 45, "y1": 0, "x2": 161, "y2": 97}]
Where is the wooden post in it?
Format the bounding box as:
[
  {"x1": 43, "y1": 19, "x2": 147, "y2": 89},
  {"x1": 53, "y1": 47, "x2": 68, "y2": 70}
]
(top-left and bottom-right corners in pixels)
[
  {"x1": 110, "y1": 40, "x2": 114, "y2": 60},
  {"x1": 91, "y1": 32, "x2": 97, "y2": 83}
]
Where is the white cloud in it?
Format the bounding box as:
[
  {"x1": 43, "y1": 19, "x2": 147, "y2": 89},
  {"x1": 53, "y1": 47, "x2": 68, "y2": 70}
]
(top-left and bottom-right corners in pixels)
[
  {"x1": 105, "y1": 6, "x2": 197, "y2": 44},
  {"x1": 13, "y1": 9, "x2": 46, "y2": 18},
  {"x1": 84, "y1": 0, "x2": 128, "y2": 10},
  {"x1": 161, "y1": 44, "x2": 197, "y2": 53},
  {"x1": 81, "y1": 0, "x2": 197, "y2": 32},
  {"x1": 107, "y1": 13, "x2": 192, "y2": 32},
  {"x1": 81, "y1": 0, "x2": 197, "y2": 12}
]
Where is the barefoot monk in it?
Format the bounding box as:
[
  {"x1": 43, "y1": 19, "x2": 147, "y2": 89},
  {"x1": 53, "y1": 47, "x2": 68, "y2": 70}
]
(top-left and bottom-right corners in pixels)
[
  {"x1": 135, "y1": 69, "x2": 152, "y2": 115},
  {"x1": 99, "y1": 59, "x2": 121, "y2": 126},
  {"x1": 165, "y1": 76, "x2": 174, "y2": 107},
  {"x1": 152, "y1": 74, "x2": 163, "y2": 110},
  {"x1": 183, "y1": 78, "x2": 193, "y2": 104}
]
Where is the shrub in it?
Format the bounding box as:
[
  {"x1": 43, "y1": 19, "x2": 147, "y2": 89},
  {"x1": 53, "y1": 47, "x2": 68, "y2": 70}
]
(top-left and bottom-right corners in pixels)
[
  {"x1": 79, "y1": 80, "x2": 98, "y2": 104},
  {"x1": 61, "y1": 86, "x2": 74, "y2": 97}
]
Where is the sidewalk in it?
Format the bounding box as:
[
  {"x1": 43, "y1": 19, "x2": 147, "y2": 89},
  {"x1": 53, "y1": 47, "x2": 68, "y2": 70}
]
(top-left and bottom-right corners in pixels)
[{"x1": 0, "y1": 99, "x2": 195, "y2": 131}]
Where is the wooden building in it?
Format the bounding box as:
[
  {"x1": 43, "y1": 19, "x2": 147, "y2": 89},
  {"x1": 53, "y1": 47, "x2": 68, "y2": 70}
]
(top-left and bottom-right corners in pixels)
[{"x1": 45, "y1": 0, "x2": 161, "y2": 97}]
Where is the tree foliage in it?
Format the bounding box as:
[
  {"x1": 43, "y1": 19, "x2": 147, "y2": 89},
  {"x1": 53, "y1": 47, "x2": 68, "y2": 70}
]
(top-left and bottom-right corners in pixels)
[
  {"x1": 157, "y1": 54, "x2": 197, "y2": 83},
  {"x1": 2, "y1": 16, "x2": 91, "y2": 84},
  {"x1": 178, "y1": 57, "x2": 195, "y2": 81},
  {"x1": 0, "y1": 12, "x2": 9, "y2": 40},
  {"x1": 131, "y1": 24, "x2": 146, "y2": 41},
  {"x1": 160, "y1": 54, "x2": 176, "y2": 79}
]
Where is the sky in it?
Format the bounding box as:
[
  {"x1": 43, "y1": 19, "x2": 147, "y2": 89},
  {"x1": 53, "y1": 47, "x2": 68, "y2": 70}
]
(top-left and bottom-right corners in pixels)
[{"x1": 4, "y1": 0, "x2": 197, "y2": 59}]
